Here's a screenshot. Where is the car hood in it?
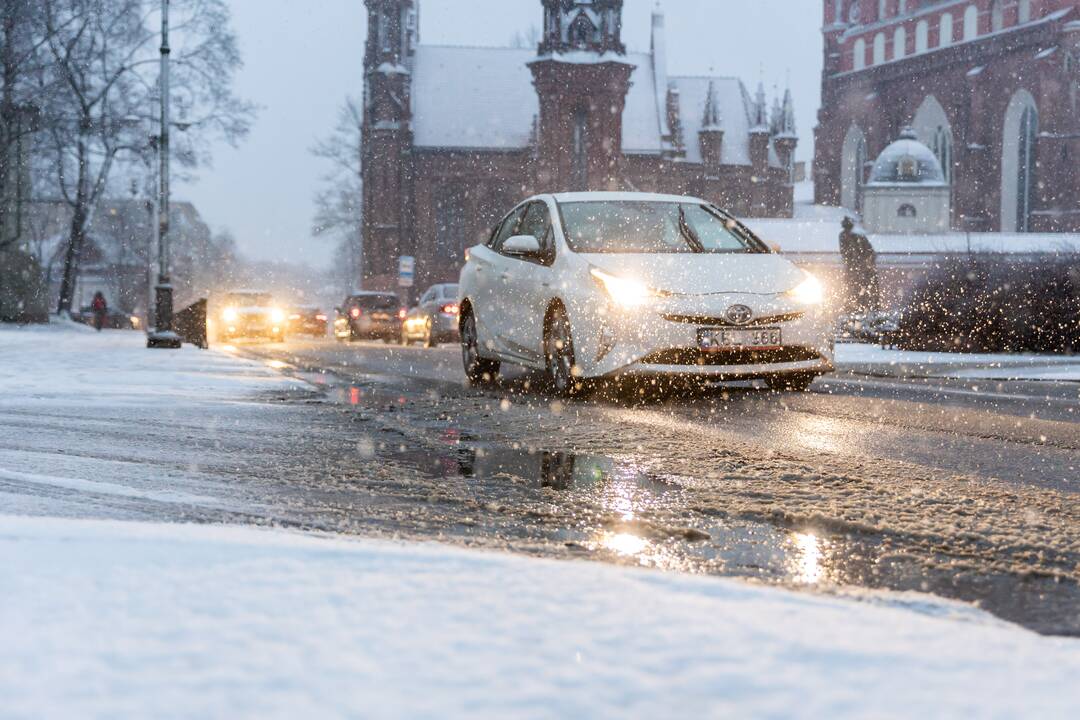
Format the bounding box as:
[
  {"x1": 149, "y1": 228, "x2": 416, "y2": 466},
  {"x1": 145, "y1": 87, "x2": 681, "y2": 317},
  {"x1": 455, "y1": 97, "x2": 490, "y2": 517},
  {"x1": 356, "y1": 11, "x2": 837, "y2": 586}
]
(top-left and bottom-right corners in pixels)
[{"x1": 583, "y1": 253, "x2": 805, "y2": 296}]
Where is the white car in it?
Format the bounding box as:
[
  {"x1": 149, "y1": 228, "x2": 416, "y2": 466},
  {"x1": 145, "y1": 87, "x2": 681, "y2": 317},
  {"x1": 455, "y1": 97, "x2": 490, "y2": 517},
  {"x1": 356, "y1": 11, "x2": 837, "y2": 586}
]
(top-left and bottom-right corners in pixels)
[{"x1": 457, "y1": 192, "x2": 834, "y2": 396}]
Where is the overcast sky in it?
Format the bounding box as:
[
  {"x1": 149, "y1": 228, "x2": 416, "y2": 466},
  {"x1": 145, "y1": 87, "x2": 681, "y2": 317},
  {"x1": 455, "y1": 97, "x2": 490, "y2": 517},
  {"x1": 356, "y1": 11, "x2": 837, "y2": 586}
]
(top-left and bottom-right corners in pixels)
[{"x1": 175, "y1": 0, "x2": 822, "y2": 268}]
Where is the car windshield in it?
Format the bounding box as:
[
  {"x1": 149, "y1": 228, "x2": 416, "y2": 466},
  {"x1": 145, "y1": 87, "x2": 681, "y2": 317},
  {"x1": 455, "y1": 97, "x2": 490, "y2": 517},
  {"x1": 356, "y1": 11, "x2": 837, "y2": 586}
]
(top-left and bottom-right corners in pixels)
[
  {"x1": 559, "y1": 201, "x2": 766, "y2": 254},
  {"x1": 224, "y1": 293, "x2": 272, "y2": 307},
  {"x1": 349, "y1": 295, "x2": 398, "y2": 310}
]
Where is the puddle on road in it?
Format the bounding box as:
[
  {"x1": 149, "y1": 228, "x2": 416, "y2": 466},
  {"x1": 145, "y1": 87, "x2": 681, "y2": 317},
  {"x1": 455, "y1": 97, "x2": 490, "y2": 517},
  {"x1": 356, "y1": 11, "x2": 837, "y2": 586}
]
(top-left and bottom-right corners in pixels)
[{"x1": 320, "y1": 378, "x2": 1080, "y2": 636}]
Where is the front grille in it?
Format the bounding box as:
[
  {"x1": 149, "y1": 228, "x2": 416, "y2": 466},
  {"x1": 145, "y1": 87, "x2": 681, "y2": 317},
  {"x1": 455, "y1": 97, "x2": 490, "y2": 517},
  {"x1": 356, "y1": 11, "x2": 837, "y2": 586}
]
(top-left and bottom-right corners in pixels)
[
  {"x1": 662, "y1": 312, "x2": 805, "y2": 327},
  {"x1": 641, "y1": 346, "x2": 822, "y2": 367}
]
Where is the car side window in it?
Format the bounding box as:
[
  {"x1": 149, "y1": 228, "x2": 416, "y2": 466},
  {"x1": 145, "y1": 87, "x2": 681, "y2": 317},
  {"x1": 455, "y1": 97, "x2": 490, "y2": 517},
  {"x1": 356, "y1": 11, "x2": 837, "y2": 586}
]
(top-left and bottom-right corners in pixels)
[
  {"x1": 491, "y1": 206, "x2": 527, "y2": 252},
  {"x1": 419, "y1": 289, "x2": 435, "y2": 305},
  {"x1": 515, "y1": 202, "x2": 555, "y2": 265}
]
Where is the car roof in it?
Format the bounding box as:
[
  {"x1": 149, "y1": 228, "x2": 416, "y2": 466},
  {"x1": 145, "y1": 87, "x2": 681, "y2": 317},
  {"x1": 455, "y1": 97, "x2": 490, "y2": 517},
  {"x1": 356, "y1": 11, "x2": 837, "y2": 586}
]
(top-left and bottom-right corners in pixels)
[
  {"x1": 347, "y1": 291, "x2": 397, "y2": 297},
  {"x1": 548, "y1": 191, "x2": 708, "y2": 205}
]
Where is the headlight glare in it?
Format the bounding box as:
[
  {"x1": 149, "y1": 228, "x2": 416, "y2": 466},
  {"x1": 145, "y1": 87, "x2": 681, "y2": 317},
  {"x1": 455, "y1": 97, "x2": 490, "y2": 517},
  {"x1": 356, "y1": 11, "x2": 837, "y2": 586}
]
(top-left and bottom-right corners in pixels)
[
  {"x1": 270, "y1": 308, "x2": 286, "y2": 323},
  {"x1": 786, "y1": 273, "x2": 825, "y2": 305},
  {"x1": 222, "y1": 308, "x2": 238, "y2": 322},
  {"x1": 590, "y1": 268, "x2": 660, "y2": 308}
]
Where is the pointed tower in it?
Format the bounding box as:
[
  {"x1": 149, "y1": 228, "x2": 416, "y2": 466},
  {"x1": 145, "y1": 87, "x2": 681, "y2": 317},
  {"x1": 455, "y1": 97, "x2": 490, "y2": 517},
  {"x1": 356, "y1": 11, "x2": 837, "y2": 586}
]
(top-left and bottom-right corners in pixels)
[
  {"x1": 361, "y1": 0, "x2": 419, "y2": 287},
  {"x1": 773, "y1": 85, "x2": 798, "y2": 181},
  {"x1": 698, "y1": 81, "x2": 724, "y2": 175},
  {"x1": 749, "y1": 80, "x2": 771, "y2": 174},
  {"x1": 530, "y1": 0, "x2": 635, "y2": 191}
]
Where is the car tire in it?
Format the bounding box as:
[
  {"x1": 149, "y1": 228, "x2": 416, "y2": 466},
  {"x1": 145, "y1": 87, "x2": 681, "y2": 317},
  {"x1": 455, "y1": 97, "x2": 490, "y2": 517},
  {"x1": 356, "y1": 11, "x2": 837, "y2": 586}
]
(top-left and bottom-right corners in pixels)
[
  {"x1": 545, "y1": 305, "x2": 583, "y2": 398},
  {"x1": 767, "y1": 373, "x2": 816, "y2": 392},
  {"x1": 461, "y1": 310, "x2": 499, "y2": 385},
  {"x1": 423, "y1": 321, "x2": 435, "y2": 348},
  {"x1": 400, "y1": 329, "x2": 410, "y2": 346}
]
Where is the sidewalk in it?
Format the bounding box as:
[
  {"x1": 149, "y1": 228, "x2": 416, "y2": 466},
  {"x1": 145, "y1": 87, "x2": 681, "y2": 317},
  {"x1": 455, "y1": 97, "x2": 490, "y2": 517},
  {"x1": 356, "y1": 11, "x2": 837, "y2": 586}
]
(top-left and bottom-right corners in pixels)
[
  {"x1": 2, "y1": 323, "x2": 1079, "y2": 718},
  {"x1": 835, "y1": 342, "x2": 1080, "y2": 381}
]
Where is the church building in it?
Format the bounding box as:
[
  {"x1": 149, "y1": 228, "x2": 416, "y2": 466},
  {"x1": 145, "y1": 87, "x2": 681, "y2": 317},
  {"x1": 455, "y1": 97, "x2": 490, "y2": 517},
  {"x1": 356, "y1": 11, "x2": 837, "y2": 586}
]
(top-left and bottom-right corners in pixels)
[
  {"x1": 361, "y1": 0, "x2": 799, "y2": 291},
  {"x1": 814, "y1": 0, "x2": 1080, "y2": 233}
]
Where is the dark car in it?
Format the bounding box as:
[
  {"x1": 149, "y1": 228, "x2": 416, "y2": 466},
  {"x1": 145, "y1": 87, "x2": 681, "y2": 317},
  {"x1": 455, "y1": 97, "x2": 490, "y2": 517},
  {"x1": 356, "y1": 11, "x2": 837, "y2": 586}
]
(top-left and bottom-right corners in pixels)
[
  {"x1": 334, "y1": 292, "x2": 402, "y2": 342},
  {"x1": 288, "y1": 305, "x2": 329, "y2": 337},
  {"x1": 400, "y1": 283, "x2": 460, "y2": 347}
]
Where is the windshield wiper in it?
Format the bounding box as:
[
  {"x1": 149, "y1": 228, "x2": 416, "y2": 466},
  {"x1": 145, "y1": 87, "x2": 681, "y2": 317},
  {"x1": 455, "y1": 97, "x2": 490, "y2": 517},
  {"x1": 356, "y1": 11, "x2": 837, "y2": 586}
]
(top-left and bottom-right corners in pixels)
[{"x1": 677, "y1": 205, "x2": 705, "y2": 253}]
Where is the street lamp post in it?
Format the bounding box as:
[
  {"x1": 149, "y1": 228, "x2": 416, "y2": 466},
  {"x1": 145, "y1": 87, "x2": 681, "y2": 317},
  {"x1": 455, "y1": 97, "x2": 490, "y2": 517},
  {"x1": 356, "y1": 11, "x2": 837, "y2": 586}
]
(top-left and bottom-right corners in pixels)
[{"x1": 147, "y1": 0, "x2": 181, "y2": 349}]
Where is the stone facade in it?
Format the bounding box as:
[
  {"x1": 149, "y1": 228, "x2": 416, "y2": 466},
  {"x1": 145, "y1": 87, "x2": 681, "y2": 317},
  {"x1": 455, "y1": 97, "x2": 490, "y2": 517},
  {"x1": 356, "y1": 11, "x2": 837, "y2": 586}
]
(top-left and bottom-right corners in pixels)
[
  {"x1": 361, "y1": 0, "x2": 799, "y2": 292},
  {"x1": 814, "y1": 0, "x2": 1080, "y2": 233}
]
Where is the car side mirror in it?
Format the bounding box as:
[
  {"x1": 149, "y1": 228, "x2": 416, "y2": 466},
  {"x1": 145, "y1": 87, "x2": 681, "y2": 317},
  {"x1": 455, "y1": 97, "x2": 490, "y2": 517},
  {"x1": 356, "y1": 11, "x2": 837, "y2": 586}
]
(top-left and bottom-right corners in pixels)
[{"x1": 502, "y1": 234, "x2": 541, "y2": 257}]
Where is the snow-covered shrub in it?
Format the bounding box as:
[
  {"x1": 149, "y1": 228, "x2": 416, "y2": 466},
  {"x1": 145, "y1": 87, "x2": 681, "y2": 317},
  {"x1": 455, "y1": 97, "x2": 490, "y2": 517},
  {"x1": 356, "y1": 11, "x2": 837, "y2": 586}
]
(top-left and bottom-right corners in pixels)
[{"x1": 895, "y1": 255, "x2": 1080, "y2": 353}]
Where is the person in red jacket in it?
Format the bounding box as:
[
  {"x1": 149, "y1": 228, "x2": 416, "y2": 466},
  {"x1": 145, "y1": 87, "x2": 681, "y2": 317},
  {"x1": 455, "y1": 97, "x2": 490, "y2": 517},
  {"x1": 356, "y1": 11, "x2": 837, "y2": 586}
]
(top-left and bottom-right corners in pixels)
[{"x1": 90, "y1": 291, "x2": 108, "y2": 332}]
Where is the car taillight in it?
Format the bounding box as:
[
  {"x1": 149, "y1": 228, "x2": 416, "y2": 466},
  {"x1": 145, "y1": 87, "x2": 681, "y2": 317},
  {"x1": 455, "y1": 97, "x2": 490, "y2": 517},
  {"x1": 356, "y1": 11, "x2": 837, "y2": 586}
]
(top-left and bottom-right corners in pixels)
[
  {"x1": 398, "y1": 308, "x2": 407, "y2": 320},
  {"x1": 441, "y1": 303, "x2": 459, "y2": 315},
  {"x1": 350, "y1": 307, "x2": 361, "y2": 318}
]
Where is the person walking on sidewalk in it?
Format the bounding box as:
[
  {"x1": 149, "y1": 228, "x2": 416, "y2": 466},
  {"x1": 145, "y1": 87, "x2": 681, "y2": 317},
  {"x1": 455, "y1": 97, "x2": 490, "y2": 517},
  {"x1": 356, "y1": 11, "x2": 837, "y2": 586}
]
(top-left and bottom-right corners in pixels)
[
  {"x1": 90, "y1": 292, "x2": 108, "y2": 332},
  {"x1": 839, "y1": 217, "x2": 881, "y2": 315}
]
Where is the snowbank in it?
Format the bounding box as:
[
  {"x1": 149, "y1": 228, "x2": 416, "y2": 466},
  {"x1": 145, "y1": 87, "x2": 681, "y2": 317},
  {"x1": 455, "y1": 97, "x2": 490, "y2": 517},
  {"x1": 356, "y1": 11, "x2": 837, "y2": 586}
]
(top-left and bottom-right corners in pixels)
[
  {"x1": 0, "y1": 321, "x2": 303, "y2": 408},
  {"x1": 836, "y1": 342, "x2": 1080, "y2": 381},
  {"x1": 2, "y1": 515, "x2": 1078, "y2": 719}
]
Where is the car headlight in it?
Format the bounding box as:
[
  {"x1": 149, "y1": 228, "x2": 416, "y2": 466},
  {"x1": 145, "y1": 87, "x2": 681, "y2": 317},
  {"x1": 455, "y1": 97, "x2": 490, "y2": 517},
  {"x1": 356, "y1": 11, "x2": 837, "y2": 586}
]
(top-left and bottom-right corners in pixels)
[
  {"x1": 590, "y1": 268, "x2": 664, "y2": 308},
  {"x1": 270, "y1": 308, "x2": 286, "y2": 323},
  {"x1": 222, "y1": 308, "x2": 238, "y2": 322},
  {"x1": 785, "y1": 273, "x2": 825, "y2": 305}
]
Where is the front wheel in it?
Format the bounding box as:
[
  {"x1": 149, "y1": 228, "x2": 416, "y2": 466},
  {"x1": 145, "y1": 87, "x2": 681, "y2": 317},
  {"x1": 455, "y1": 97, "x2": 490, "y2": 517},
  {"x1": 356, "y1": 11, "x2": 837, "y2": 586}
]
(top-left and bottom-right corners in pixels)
[
  {"x1": 545, "y1": 306, "x2": 583, "y2": 398},
  {"x1": 767, "y1": 373, "x2": 816, "y2": 392},
  {"x1": 461, "y1": 311, "x2": 499, "y2": 385}
]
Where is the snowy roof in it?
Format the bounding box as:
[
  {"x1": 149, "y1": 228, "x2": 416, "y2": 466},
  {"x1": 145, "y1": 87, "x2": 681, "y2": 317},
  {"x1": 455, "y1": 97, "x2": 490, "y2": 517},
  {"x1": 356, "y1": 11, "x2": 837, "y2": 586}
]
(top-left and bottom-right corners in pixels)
[
  {"x1": 669, "y1": 76, "x2": 754, "y2": 166},
  {"x1": 622, "y1": 52, "x2": 663, "y2": 155},
  {"x1": 411, "y1": 46, "x2": 539, "y2": 150}
]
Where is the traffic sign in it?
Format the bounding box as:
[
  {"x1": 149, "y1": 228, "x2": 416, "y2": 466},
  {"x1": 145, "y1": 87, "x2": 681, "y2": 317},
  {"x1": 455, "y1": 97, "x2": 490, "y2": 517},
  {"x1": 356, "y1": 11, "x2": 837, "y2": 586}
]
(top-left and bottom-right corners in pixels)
[{"x1": 398, "y1": 255, "x2": 415, "y2": 288}]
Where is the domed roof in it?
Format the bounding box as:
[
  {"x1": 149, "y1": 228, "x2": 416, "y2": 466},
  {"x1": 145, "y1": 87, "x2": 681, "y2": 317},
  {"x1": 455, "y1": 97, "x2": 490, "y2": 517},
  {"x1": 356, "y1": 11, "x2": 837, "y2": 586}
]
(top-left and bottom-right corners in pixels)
[{"x1": 867, "y1": 128, "x2": 947, "y2": 186}]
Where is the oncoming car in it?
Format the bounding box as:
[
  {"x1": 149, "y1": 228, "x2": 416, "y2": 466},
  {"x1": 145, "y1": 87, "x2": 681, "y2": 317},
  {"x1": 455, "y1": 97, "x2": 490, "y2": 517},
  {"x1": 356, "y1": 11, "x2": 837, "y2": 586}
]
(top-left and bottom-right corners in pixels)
[
  {"x1": 457, "y1": 192, "x2": 833, "y2": 396},
  {"x1": 401, "y1": 283, "x2": 460, "y2": 347},
  {"x1": 214, "y1": 290, "x2": 286, "y2": 342}
]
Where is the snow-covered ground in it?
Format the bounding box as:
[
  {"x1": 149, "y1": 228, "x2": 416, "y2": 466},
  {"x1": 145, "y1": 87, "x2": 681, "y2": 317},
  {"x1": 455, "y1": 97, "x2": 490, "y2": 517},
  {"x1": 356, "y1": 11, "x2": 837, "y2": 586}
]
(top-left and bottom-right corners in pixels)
[
  {"x1": 836, "y1": 342, "x2": 1080, "y2": 381},
  {"x1": 4, "y1": 322, "x2": 1080, "y2": 717},
  {"x1": 3, "y1": 515, "x2": 1079, "y2": 719}
]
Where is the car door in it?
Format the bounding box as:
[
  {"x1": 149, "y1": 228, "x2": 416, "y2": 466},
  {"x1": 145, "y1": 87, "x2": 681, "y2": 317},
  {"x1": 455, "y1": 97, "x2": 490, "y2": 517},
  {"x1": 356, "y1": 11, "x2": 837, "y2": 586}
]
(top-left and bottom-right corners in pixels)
[
  {"x1": 469, "y1": 205, "x2": 527, "y2": 353},
  {"x1": 498, "y1": 201, "x2": 557, "y2": 364}
]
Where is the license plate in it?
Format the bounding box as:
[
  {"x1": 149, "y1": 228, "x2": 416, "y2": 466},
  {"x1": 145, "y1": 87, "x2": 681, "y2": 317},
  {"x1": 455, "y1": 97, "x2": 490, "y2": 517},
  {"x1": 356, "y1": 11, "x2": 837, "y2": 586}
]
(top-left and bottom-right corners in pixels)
[
  {"x1": 372, "y1": 313, "x2": 390, "y2": 321},
  {"x1": 698, "y1": 327, "x2": 781, "y2": 350}
]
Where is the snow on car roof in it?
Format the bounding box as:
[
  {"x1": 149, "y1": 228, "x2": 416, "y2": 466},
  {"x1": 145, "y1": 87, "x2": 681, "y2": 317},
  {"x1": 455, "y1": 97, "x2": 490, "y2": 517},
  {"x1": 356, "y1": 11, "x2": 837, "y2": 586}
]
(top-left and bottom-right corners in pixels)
[{"x1": 551, "y1": 192, "x2": 708, "y2": 204}]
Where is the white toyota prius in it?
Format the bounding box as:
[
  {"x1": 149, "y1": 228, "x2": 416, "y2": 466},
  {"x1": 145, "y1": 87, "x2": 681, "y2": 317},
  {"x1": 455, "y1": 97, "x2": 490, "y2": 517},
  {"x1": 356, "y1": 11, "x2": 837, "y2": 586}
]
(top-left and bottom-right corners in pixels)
[{"x1": 458, "y1": 192, "x2": 834, "y2": 396}]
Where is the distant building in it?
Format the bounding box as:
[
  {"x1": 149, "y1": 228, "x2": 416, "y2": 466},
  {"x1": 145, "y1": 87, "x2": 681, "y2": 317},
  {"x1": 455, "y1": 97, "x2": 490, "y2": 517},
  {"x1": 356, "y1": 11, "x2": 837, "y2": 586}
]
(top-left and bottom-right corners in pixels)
[
  {"x1": 814, "y1": 0, "x2": 1080, "y2": 233},
  {"x1": 361, "y1": 0, "x2": 799, "y2": 291},
  {"x1": 862, "y1": 128, "x2": 951, "y2": 233}
]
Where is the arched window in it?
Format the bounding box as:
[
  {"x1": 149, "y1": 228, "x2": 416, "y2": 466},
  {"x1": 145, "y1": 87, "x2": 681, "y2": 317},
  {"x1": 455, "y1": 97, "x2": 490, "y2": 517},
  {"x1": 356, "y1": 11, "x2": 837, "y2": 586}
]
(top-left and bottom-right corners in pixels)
[
  {"x1": 898, "y1": 204, "x2": 918, "y2": 218},
  {"x1": 878, "y1": 0, "x2": 888, "y2": 21},
  {"x1": 873, "y1": 32, "x2": 886, "y2": 64},
  {"x1": 933, "y1": 127, "x2": 953, "y2": 185},
  {"x1": 842, "y1": 125, "x2": 868, "y2": 212},
  {"x1": 568, "y1": 13, "x2": 597, "y2": 48},
  {"x1": 1000, "y1": 91, "x2": 1039, "y2": 232},
  {"x1": 940, "y1": 13, "x2": 954, "y2": 46},
  {"x1": 899, "y1": 0, "x2": 908, "y2": 14},
  {"x1": 990, "y1": 0, "x2": 1004, "y2": 32},
  {"x1": 1018, "y1": 0, "x2": 1031, "y2": 23},
  {"x1": 854, "y1": 38, "x2": 867, "y2": 70},
  {"x1": 894, "y1": 26, "x2": 907, "y2": 60},
  {"x1": 963, "y1": 5, "x2": 978, "y2": 41},
  {"x1": 915, "y1": 20, "x2": 929, "y2": 52},
  {"x1": 834, "y1": 0, "x2": 843, "y2": 24}
]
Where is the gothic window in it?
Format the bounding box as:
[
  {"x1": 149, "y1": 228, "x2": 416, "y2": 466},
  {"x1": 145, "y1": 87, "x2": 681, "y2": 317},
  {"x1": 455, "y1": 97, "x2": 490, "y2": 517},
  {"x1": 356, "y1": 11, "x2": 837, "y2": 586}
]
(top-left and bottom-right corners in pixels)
[
  {"x1": 1018, "y1": 0, "x2": 1031, "y2": 23},
  {"x1": 568, "y1": 13, "x2": 597, "y2": 49},
  {"x1": 849, "y1": 3, "x2": 861, "y2": 24},
  {"x1": 435, "y1": 186, "x2": 468, "y2": 264},
  {"x1": 379, "y1": 9, "x2": 393, "y2": 53},
  {"x1": 898, "y1": 204, "x2": 918, "y2": 218},
  {"x1": 572, "y1": 105, "x2": 589, "y2": 191},
  {"x1": 990, "y1": 0, "x2": 1004, "y2": 32},
  {"x1": 834, "y1": 0, "x2": 843, "y2": 24},
  {"x1": 878, "y1": 0, "x2": 888, "y2": 21},
  {"x1": 843, "y1": 126, "x2": 869, "y2": 213},
  {"x1": 915, "y1": 20, "x2": 929, "y2": 52},
  {"x1": 893, "y1": 26, "x2": 906, "y2": 60},
  {"x1": 873, "y1": 33, "x2": 886, "y2": 64},
  {"x1": 1016, "y1": 105, "x2": 1037, "y2": 232},
  {"x1": 932, "y1": 126, "x2": 952, "y2": 184},
  {"x1": 963, "y1": 5, "x2": 978, "y2": 41},
  {"x1": 855, "y1": 137, "x2": 868, "y2": 213},
  {"x1": 940, "y1": 13, "x2": 954, "y2": 47},
  {"x1": 853, "y1": 38, "x2": 867, "y2": 69}
]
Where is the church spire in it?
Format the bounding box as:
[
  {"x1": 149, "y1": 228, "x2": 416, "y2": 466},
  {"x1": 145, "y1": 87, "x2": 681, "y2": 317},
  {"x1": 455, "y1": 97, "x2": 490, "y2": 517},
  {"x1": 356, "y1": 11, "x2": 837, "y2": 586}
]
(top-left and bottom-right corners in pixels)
[
  {"x1": 751, "y1": 80, "x2": 769, "y2": 131},
  {"x1": 702, "y1": 80, "x2": 722, "y2": 131},
  {"x1": 779, "y1": 85, "x2": 797, "y2": 137}
]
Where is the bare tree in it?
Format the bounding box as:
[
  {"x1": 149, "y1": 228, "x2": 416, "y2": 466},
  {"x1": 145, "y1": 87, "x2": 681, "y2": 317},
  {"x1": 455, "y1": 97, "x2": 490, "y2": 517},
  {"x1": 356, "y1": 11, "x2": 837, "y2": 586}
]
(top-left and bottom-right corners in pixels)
[
  {"x1": 40, "y1": 0, "x2": 253, "y2": 314},
  {"x1": 311, "y1": 97, "x2": 363, "y2": 291},
  {"x1": 509, "y1": 25, "x2": 541, "y2": 50}
]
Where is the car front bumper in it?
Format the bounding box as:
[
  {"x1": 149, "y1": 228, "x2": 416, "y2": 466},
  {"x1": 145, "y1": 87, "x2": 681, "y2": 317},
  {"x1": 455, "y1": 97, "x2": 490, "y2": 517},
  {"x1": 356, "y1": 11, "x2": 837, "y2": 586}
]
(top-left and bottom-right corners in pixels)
[{"x1": 572, "y1": 294, "x2": 834, "y2": 380}]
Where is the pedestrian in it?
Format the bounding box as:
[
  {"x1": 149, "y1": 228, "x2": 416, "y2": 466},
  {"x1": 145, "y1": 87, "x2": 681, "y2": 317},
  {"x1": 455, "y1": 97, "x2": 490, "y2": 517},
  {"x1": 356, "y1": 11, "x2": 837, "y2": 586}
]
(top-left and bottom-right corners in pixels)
[
  {"x1": 839, "y1": 217, "x2": 881, "y2": 315},
  {"x1": 91, "y1": 291, "x2": 108, "y2": 332}
]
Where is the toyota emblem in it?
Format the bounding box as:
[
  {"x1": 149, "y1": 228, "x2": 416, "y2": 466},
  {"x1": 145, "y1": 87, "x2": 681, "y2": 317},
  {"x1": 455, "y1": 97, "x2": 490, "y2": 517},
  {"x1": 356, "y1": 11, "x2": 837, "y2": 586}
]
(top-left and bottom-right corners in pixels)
[{"x1": 725, "y1": 304, "x2": 753, "y2": 325}]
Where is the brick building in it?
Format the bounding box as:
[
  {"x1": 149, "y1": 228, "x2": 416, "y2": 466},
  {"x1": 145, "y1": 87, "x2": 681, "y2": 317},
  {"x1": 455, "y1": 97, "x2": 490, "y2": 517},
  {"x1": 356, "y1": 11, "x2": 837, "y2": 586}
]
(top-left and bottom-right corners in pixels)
[
  {"x1": 814, "y1": 0, "x2": 1080, "y2": 233},
  {"x1": 361, "y1": 0, "x2": 799, "y2": 291}
]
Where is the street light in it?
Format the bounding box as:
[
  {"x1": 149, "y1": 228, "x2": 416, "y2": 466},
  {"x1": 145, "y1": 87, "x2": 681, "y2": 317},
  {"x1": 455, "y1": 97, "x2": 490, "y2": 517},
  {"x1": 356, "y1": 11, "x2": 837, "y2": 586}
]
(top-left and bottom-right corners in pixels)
[{"x1": 147, "y1": 0, "x2": 181, "y2": 349}]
